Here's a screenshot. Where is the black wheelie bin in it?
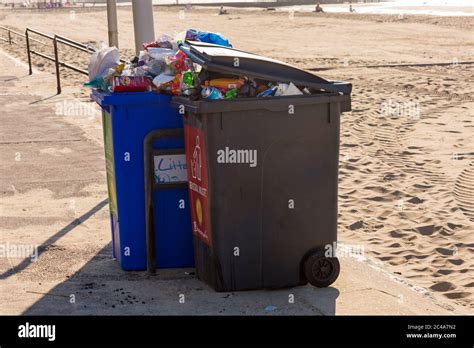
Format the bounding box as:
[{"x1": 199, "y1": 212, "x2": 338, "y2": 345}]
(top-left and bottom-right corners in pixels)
[{"x1": 172, "y1": 41, "x2": 352, "y2": 291}]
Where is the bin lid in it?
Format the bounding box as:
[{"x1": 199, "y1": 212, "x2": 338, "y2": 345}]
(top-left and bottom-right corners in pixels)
[
  {"x1": 91, "y1": 89, "x2": 171, "y2": 107},
  {"x1": 180, "y1": 41, "x2": 352, "y2": 95}
]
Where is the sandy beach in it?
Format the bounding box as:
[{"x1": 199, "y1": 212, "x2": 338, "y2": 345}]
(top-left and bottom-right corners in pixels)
[{"x1": 0, "y1": 4, "x2": 473, "y2": 312}]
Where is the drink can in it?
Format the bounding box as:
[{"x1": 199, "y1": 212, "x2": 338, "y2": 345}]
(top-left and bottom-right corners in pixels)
[{"x1": 201, "y1": 87, "x2": 223, "y2": 100}]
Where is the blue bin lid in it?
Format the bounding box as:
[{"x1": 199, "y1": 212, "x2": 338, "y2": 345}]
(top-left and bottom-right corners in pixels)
[{"x1": 91, "y1": 89, "x2": 171, "y2": 108}]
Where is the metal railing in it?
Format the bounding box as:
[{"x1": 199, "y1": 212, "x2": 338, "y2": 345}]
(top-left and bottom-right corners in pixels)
[
  {"x1": 1, "y1": 26, "x2": 99, "y2": 94},
  {"x1": 0, "y1": 26, "x2": 47, "y2": 46},
  {"x1": 25, "y1": 28, "x2": 95, "y2": 94}
]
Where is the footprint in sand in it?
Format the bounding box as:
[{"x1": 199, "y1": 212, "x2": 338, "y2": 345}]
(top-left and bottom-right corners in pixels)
[
  {"x1": 390, "y1": 230, "x2": 407, "y2": 238},
  {"x1": 435, "y1": 247, "x2": 457, "y2": 256},
  {"x1": 407, "y1": 196, "x2": 424, "y2": 204},
  {"x1": 447, "y1": 259, "x2": 464, "y2": 266},
  {"x1": 454, "y1": 162, "x2": 474, "y2": 221},
  {"x1": 430, "y1": 281, "x2": 456, "y2": 292},
  {"x1": 415, "y1": 224, "x2": 438, "y2": 236},
  {"x1": 444, "y1": 292, "x2": 471, "y2": 300}
]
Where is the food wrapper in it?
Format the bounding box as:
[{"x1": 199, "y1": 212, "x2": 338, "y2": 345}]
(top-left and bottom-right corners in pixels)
[{"x1": 112, "y1": 76, "x2": 152, "y2": 92}]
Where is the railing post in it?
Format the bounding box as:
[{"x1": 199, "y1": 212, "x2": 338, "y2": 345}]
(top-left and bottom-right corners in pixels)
[
  {"x1": 25, "y1": 29, "x2": 32, "y2": 75},
  {"x1": 8, "y1": 30, "x2": 12, "y2": 45},
  {"x1": 53, "y1": 36, "x2": 61, "y2": 95}
]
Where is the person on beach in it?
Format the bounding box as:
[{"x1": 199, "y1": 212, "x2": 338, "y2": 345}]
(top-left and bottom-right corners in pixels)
[
  {"x1": 218, "y1": 6, "x2": 228, "y2": 15},
  {"x1": 349, "y1": 1, "x2": 356, "y2": 13},
  {"x1": 314, "y1": 2, "x2": 324, "y2": 13}
]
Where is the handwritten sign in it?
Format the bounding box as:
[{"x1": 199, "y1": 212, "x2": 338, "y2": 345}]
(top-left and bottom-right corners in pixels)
[{"x1": 154, "y1": 154, "x2": 188, "y2": 184}]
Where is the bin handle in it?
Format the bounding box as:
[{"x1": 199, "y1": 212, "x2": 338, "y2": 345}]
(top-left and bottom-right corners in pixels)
[{"x1": 144, "y1": 128, "x2": 185, "y2": 274}]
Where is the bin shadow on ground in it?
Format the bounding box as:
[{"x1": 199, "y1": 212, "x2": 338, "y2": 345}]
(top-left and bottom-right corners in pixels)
[
  {"x1": 0, "y1": 199, "x2": 109, "y2": 281},
  {"x1": 6, "y1": 188, "x2": 338, "y2": 315},
  {"x1": 21, "y1": 243, "x2": 340, "y2": 316}
]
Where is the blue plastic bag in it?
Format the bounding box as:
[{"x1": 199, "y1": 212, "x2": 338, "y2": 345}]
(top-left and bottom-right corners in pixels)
[{"x1": 196, "y1": 31, "x2": 233, "y2": 48}]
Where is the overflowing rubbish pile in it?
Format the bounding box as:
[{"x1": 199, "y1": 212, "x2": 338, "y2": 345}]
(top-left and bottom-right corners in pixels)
[{"x1": 85, "y1": 29, "x2": 312, "y2": 100}]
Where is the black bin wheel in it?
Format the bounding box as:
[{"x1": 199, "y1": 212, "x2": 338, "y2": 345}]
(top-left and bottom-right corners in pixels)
[{"x1": 303, "y1": 250, "x2": 340, "y2": 288}]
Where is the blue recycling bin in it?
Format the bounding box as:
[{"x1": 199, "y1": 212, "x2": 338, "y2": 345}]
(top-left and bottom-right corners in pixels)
[{"x1": 92, "y1": 90, "x2": 194, "y2": 270}]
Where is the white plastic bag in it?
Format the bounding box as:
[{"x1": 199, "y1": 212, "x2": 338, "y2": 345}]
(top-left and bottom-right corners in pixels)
[{"x1": 88, "y1": 42, "x2": 120, "y2": 81}]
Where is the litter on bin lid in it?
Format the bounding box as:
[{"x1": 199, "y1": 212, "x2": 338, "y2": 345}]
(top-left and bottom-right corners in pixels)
[
  {"x1": 85, "y1": 30, "x2": 351, "y2": 99},
  {"x1": 176, "y1": 29, "x2": 232, "y2": 48},
  {"x1": 195, "y1": 31, "x2": 233, "y2": 48}
]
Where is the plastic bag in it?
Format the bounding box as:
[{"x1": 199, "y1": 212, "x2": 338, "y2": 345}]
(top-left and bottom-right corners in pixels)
[
  {"x1": 196, "y1": 31, "x2": 232, "y2": 48},
  {"x1": 176, "y1": 29, "x2": 232, "y2": 48},
  {"x1": 88, "y1": 42, "x2": 120, "y2": 81}
]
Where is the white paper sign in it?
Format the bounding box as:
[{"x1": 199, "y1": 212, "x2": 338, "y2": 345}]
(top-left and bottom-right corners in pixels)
[{"x1": 154, "y1": 154, "x2": 188, "y2": 184}]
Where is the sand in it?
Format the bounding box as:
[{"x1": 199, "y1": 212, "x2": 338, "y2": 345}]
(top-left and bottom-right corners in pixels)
[{"x1": 0, "y1": 6, "x2": 473, "y2": 309}]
